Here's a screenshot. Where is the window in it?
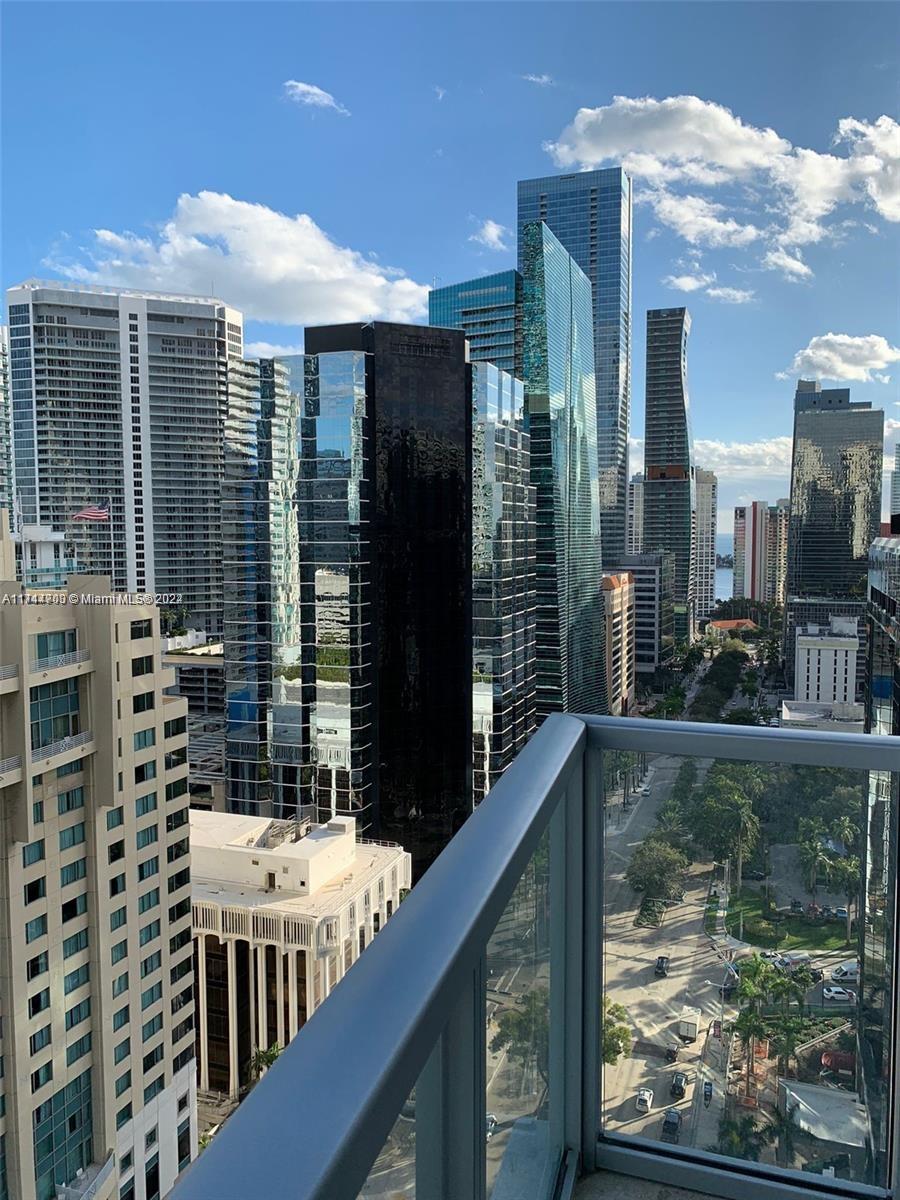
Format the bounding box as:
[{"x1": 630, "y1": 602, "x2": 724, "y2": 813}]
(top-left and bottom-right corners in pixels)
[
  {"x1": 165, "y1": 716, "x2": 187, "y2": 739},
  {"x1": 66, "y1": 1033, "x2": 91, "y2": 1066},
  {"x1": 108, "y1": 839, "x2": 125, "y2": 863},
  {"x1": 167, "y1": 838, "x2": 188, "y2": 864},
  {"x1": 134, "y1": 728, "x2": 156, "y2": 751},
  {"x1": 60, "y1": 858, "x2": 87, "y2": 888},
  {"x1": 112, "y1": 972, "x2": 129, "y2": 998},
  {"x1": 141, "y1": 951, "x2": 161, "y2": 979},
  {"x1": 114, "y1": 1038, "x2": 131, "y2": 1065},
  {"x1": 111, "y1": 939, "x2": 128, "y2": 965},
  {"x1": 136, "y1": 792, "x2": 157, "y2": 817},
  {"x1": 140, "y1": 919, "x2": 160, "y2": 947},
  {"x1": 131, "y1": 618, "x2": 152, "y2": 640},
  {"x1": 32, "y1": 800, "x2": 44, "y2": 824},
  {"x1": 170, "y1": 956, "x2": 191, "y2": 985},
  {"x1": 27, "y1": 951, "x2": 49, "y2": 981},
  {"x1": 141, "y1": 982, "x2": 162, "y2": 1012},
  {"x1": 110, "y1": 905, "x2": 127, "y2": 931},
  {"x1": 170, "y1": 927, "x2": 191, "y2": 954},
  {"x1": 33, "y1": 628, "x2": 76, "y2": 661},
  {"x1": 110, "y1": 874, "x2": 126, "y2": 898},
  {"x1": 169, "y1": 897, "x2": 190, "y2": 923},
  {"x1": 23, "y1": 839, "x2": 45, "y2": 867},
  {"x1": 59, "y1": 822, "x2": 85, "y2": 851},
  {"x1": 135, "y1": 761, "x2": 156, "y2": 785},
  {"x1": 29, "y1": 988, "x2": 50, "y2": 1017},
  {"x1": 25, "y1": 914, "x2": 47, "y2": 944},
  {"x1": 133, "y1": 692, "x2": 154, "y2": 714},
  {"x1": 166, "y1": 807, "x2": 189, "y2": 833},
  {"x1": 143, "y1": 1044, "x2": 164, "y2": 1073},
  {"x1": 142, "y1": 1013, "x2": 163, "y2": 1042},
  {"x1": 138, "y1": 857, "x2": 159, "y2": 882},
  {"x1": 57, "y1": 786, "x2": 84, "y2": 814},
  {"x1": 113, "y1": 1006, "x2": 130, "y2": 1031},
  {"x1": 132, "y1": 655, "x2": 153, "y2": 677},
  {"x1": 64, "y1": 963, "x2": 89, "y2": 994},
  {"x1": 139, "y1": 887, "x2": 160, "y2": 914},
  {"x1": 61, "y1": 894, "x2": 87, "y2": 923},
  {"x1": 31, "y1": 1062, "x2": 52, "y2": 1092},
  {"x1": 29, "y1": 676, "x2": 80, "y2": 750},
  {"x1": 29, "y1": 1026, "x2": 51, "y2": 1054},
  {"x1": 168, "y1": 867, "x2": 190, "y2": 893},
  {"x1": 107, "y1": 807, "x2": 124, "y2": 830},
  {"x1": 115, "y1": 1071, "x2": 131, "y2": 1098},
  {"x1": 65, "y1": 998, "x2": 90, "y2": 1030},
  {"x1": 63, "y1": 929, "x2": 88, "y2": 958},
  {"x1": 24, "y1": 877, "x2": 46, "y2": 905},
  {"x1": 166, "y1": 778, "x2": 188, "y2": 802},
  {"x1": 57, "y1": 760, "x2": 81, "y2": 779},
  {"x1": 136, "y1": 826, "x2": 158, "y2": 850},
  {"x1": 116, "y1": 1103, "x2": 132, "y2": 1130}
]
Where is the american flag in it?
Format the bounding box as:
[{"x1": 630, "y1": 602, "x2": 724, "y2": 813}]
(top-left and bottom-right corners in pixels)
[{"x1": 72, "y1": 502, "x2": 110, "y2": 523}]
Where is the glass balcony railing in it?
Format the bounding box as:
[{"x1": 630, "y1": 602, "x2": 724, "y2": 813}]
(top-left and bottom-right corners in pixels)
[{"x1": 172, "y1": 715, "x2": 900, "y2": 1200}]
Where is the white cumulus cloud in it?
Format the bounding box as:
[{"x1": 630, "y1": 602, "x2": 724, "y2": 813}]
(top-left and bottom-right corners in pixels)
[
  {"x1": 693, "y1": 436, "x2": 794, "y2": 480},
  {"x1": 662, "y1": 271, "x2": 715, "y2": 292},
  {"x1": 522, "y1": 73, "x2": 555, "y2": 87},
  {"x1": 762, "y1": 246, "x2": 813, "y2": 280},
  {"x1": 284, "y1": 80, "x2": 350, "y2": 116},
  {"x1": 781, "y1": 332, "x2": 900, "y2": 383},
  {"x1": 44, "y1": 191, "x2": 429, "y2": 326},
  {"x1": 469, "y1": 218, "x2": 509, "y2": 251},
  {"x1": 433, "y1": 85, "x2": 446, "y2": 101},
  {"x1": 244, "y1": 341, "x2": 305, "y2": 359},
  {"x1": 644, "y1": 190, "x2": 760, "y2": 247},
  {"x1": 705, "y1": 286, "x2": 755, "y2": 304}
]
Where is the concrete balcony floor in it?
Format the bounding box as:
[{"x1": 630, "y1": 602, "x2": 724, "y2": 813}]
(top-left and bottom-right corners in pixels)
[{"x1": 575, "y1": 1173, "x2": 705, "y2": 1200}]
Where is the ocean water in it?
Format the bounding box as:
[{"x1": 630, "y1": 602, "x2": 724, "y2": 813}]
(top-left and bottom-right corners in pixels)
[{"x1": 715, "y1": 566, "x2": 733, "y2": 602}]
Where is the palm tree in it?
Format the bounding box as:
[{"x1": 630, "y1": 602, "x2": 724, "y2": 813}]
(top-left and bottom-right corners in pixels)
[
  {"x1": 831, "y1": 815, "x2": 858, "y2": 853},
  {"x1": 828, "y1": 855, "x2": 861, "y2": 944},
  {"x1": 247, "y1": 1042, "x2": 282, "y2": 1084},
  {"x1": 736, "y1": 954, "x2": 776, "y2": 1013},
  {"x1": 766, "y1": 1102, "x2": 800, "y2": 1167},
  {"x1": 734, "y1": 1009, "x2": 768, "y2": 1097},
  {"x1": 798, "y1": 839, "x2": 831, "y2": 898},
  {"x1": 770, "y1": 1015, "x2": 804, "y2": 1079},
  {"x1": 716, "y1": 1112, "x2": 770, "y2": 1162}
]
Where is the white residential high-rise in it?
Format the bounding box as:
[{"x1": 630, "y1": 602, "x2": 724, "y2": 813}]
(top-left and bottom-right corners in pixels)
[
  {"x1": 5, "y1": 282, "x2": 243, "y2": 636},
  {"x1": 795, "y1": 616, "x2": 859, "y2": 704},
  {"x1": 626, "y1": 472, "x2": 644, "y2": 554},
  {"x1": 694, "y1": 468, "x2": 717, "y2": 620},
  {"x1": 891, "y1": 444, "x2": 900, "y2": 524},
  {"x1": 0, "y1": 520, "x2": 195, "y2": 1200},
  {"x1": 0, "y1": 326, "x2": 11, "y2": 517},
  {"x1": 733, "y1": 499, "x2": 789, "y2": 605}
]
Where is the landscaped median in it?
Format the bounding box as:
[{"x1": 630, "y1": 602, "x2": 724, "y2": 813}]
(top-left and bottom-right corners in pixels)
[{"x1": 724, "y1": 887, "x2": 853, "y2": 954}]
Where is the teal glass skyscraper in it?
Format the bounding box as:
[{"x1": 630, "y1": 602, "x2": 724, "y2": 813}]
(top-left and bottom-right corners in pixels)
[
  {"x1": 429, "y1": 270, "x2": 523, "y2": 377},
  {"x1": 521, "y1": 220, "x2": 606, "y2": 717},
  {"x1": 518, "y1": 167, "x2": 633, "y2": 564},
  {"x1": 642, "y1": 307, "x2": 695, "y2": 642}
]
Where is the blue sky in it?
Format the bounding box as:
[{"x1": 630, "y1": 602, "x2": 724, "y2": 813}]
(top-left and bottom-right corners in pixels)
[{"x1": 4, "y1": 1, "x2": 898, "y2": 532}]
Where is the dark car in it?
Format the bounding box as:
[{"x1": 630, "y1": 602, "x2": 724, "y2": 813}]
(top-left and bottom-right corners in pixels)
[
  {"x1": 661, "y1": 1109, "x2": 682, "y2": 1143},
  {"x1": 655, "y1": 955, "x2": 670, "y2": 977},
  {"x1": 670, "y1": 1072, "x2": 688, "y2": 1099},
  {"x1": 664, "y1": 1042, "x2": 680, "y2": 1063},
  {"x1": 741, "y1": 868, "x2": 766, "y2": 881}
]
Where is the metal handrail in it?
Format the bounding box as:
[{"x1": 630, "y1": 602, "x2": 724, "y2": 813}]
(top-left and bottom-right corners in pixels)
[
  {"x1": 31, "y1": 730, "x2": 93, "y2": 761},
  {"x1": 30, "y1": 648, "x2": 90, "y2": 672},
  {"x1": 55, "y1": 1153, "x2": 115, "y2": 1200},
  {"x1": 0, "y1": 664, "x2": 18, "y2": 680},
  {"x1": 0, "y1": 755, "x2": 22, "y2": 774}
]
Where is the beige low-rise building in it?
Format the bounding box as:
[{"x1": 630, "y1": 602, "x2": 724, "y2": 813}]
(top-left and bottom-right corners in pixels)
[
  {"x1": 601, "y1": 572, "x2": 635, "y2": 715},
  {"x1": 191, "y1": 810, "x2": 411, "y2": 1103}
]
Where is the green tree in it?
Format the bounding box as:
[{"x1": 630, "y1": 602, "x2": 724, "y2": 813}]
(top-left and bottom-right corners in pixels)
[
  {"x1": 770, "y1": 1016, "x2": 804, "y2": 1080},
  {"x1": 626, "y1": 840, "x2": 687, "y2": 899},
  {"x1": 798, "y1": 839, "x2": 831, "y2": 898},
  {"x1": 766, "y1": 1102, "x2": 800, "y2": 1167},
  {"x1": 602, "y1": 994, "x2": 632, "y2": 1066},
  {"x1": 490, "y1": 987, "x2": 550, "y2": 1086},
  {"x1": 828, "y1": 855, "x2": 861, "y2": 944},
  {"x1": 247, "y1": 1042, "x2": 282, "y2": 1084},
  {"x1": 715, "y1": 1112, "x2": 770, "y2": 1162},
  {"x1": 736, "y1": 954, "x2": 777, "y2": 1013},
  {"x1": 733, "y1": 1008, "x2": 768, "y2": 1098}
]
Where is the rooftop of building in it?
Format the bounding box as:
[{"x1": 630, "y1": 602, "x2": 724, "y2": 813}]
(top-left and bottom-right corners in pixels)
[
  {"x1": 708, "y1": 618, "x2": 759, "y2": 631},
  {"x1": 781, "y1": 700, "x2": 865, "y2": 730},
  {"x1": 190, "y1": 809, "x2": 409, "y2": 919},
  {"x1": 10, "y1": 277, "x2": 232, "y2": 307},
  {"x1": 601, "y1": 572, "x2": 633, "y2": 589}
]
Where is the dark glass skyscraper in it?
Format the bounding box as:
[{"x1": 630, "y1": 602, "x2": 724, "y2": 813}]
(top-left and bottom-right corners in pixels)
[
  {"x1": 522, "y1": 220, "x2": 606, "y2": 717},
  {"x1": 518, "y1": 167, "x2": 632, "y2": 563},
  {"x1": 429, "y1": 270, "x2": 523, "y2": 377},
  {"x1": 471, "y1": 362, "x2": 536, "y2": 799},
  {"x1": 642, "y1": 307, "x2": 695, "y2": 642},
  {"x1": 787, "y1": 381, "x2": 884, "y2": 598}
]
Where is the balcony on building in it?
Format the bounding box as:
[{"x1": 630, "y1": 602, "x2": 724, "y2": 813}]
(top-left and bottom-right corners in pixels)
[
  {"x1": 54, "y1": 1153, "x2": 116, "y2": 1200},
  {"x1": 0, "y1": 661, "x2": 19, "y2": 694},
  {"x1": 172, "y1": 715, "x2": 900, "y2": 1200}
]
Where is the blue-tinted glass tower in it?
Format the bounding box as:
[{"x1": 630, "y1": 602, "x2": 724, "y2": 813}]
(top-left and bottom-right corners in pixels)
[
  {"x1": 521, "y1": 220, "x2": 607, "y2": 717},
  {"x1": 518, "y1": 167, "x2": 632, "y2": 564},
  {"x1": 429, "y1": 271, "x2": 523, "y2": 377}
]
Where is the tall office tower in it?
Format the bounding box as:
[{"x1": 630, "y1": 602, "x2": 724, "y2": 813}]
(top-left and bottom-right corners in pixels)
[
  {"x1": 5, "y1": 281, "x2": 243, "y2": 637},
  {"x1": 471, "y1": 362, "x2": 536, "y2": 800},
  {"x1": 0, "y1": 326, "x2": 11, "y2": 516},
  {"x1": 626, "y1": 472, "x2": 644, "y2": 553},
  {"x1": 766, "y1": 499, "x2": 790, "y2": 607},
  {"x1": 891, "y1": 445, "x2": 900, "y2": 534},
  {"x1": 521, "y1": 220, "x2": 606, "y2": 717},
  {"x1": 694, "y1": 468, "x2": 717, "y2": 620},
  {"x1": 429, "y1": 270, "x2": 524, "y2": 377},
  {"x1": 225, "y1": 324, "x2": 472, "y2": 877},
  {"x1": 609, "y1": 552, "x2": 675, "y2": 680},
  {"x1": 518, "y1": 168, "x2": 633, "y2": 564},
  {"x1": 0, "y1": 536, "x2": 195, "y2": 1200},
  {"x1": 786, "y1": 379, "x2": 884, "y2": 599},
  {"x1": 863, "y1": 536, "x2": 900, "y2": 1178},
  {"x1": 642, "y1": 308, "x2": 696, "y2": 642},
  {"x1": 191, "y1": 810, "x2": 410, "y2": 1101},
  {"x1": 601, "y1": 572, "x2": 635, "y2": 715}
]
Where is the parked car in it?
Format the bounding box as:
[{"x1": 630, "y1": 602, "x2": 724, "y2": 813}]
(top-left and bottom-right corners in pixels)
[
  {"x1": 655, "y1": 955, "x2": 670, "y2": 977},
  {"x1": 741, "y1": 868, "x2": 766, "y2": 880},
  {"x1": 636, "y1": 1088, "x2": 654, "y2": 1113},
  {"x1": 823, "y1": 986, "x2": 858, "y2": 1004},
  {"x1": 661, "y1": 1109, "x2": 682, "y2": 1143},
  {"x1": 835, "y1": 907, "x2": 849, "y2": 921},
  {"x1": 670, "y1": 1072, "x2": 688, "y2": 1099},
  {"x1": 486, "y1": 1113, "x2": 498, "y2": 1141},
  {"x1": 664, "y1": 1042, "x2": 680, "y2": 1063},
  {"x1": 831, "y1": 960, "x2": 859, "y2": 983}
]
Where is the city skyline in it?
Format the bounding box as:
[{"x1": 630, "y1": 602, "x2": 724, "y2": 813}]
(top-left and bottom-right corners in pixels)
[{"x1": 3, "y1": 2, "x2": 898, "y2": 534}]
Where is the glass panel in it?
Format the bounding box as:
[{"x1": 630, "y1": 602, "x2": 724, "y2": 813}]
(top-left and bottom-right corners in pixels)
[
  {"x1": 602, "y1": 750, "x2": 895, "y2": 1191},
  {"x1": 486, "y1": 828, "x2": 553, "y2": 1197},
  {"x1": 357, "y1": 1083, "x2": 416, "y2": 1198}
]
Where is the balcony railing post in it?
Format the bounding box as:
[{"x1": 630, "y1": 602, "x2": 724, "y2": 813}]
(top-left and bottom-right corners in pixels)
[
  {"x1": 581, "y1": 738, "x2": 603, "y2": 1174},
  {"x1": 415, "y1": 957, "x2": 486, "y2": 1200}
]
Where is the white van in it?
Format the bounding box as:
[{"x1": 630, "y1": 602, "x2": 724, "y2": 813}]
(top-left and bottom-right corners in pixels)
[{"x1": 831, "y1": 960, "x2": 860, "y2": 983}]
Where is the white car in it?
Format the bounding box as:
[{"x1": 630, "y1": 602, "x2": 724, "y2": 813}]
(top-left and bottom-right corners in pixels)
[
  {"x1": 636, "y1": 1088, "x2": 654, "y2": 1113},
  {"x1": 823, "y1": 986, "x2": 857, "y2": 1004}
]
